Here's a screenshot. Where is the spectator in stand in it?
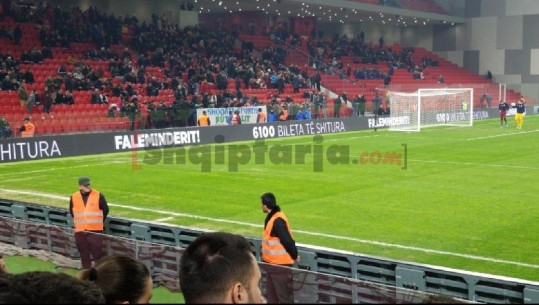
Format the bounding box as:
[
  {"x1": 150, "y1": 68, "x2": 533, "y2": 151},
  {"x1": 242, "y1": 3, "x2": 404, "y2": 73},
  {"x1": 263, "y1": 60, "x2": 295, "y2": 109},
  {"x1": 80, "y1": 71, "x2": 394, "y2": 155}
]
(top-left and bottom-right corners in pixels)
[
  {"x1": 383, "y1": 73, "x2": 391, "y2": 87},
  {"x1": 312, "y1": 93, "x2": 321, "y2": 119},
  {"x1": 486, "y1": 70, "x2": 493, "y2": 81},
  {"x1": 278, "y1": 105, "x2": 288, "y2": 121},
  {"x1": 372, "y1": 92, "x2": 382, "y2": 115},
  {"x1": 64, "y1": 73, "x2": 75, "y2": 92},
  {"x1": 22, "y1": 69, "x2": 34, "y2": 84},
  {"x1": 352, "y1": 95, "x2": 361, "y2": 117},
  {"x1": 42, "y1": 88, "x2": 53, "y2": 114},
  {"x1": 268, "y1": 109, "x2": 277, "y2": 122},
  {"x1": 377, "y1": 104, "x2": 389, "y2": 115},
  {"x1": 292, "y1": 74, "x2": 301, "y2": 93},
  {"x1": 91, "y1": 89, "x2": 107, "y2": 105},
  {"x1": 55, "y1": 88, "x2": 66, "y2": 105},
  {"x1": 358, "y1": 94, "x2": 366, "y2": 116},
  {"x1": 17, "y1": 80, "x2": 28, "y2": 108},
  {"x1": 123, "y1": 98, "x2": 141, "y2": 130},
  {"x1": 333, "y1": 95, "x2": 342, "y2": 118},
  {"x1": 226, "y1": 111, "x2": 233, "y2": 125},
  {"x1": 320, "y1": 93, "x2": 328, "y2": 118},
  {"x1": 231, "y1": 110, "x2": 242, "y2": 125},
  {"x1": 65, "y1": 90, "x2": 75, "y2": 105},
  {"x1": 479, "y1": 93, "x2": 494, "y2": 108},
  {"x1": 13, "y1": 25, "x2": 21, "y2": 45},
  {"x1": 301, "y1": 103, "x2": 312, "y2": 120},
  {"x1": 26, "y1": 90, "x2": 36, "y2": 114},
  {"x1": 0, "y1": 116, "x2": 12, "y2": 139},
  {"x1": 77, "y1": 254, "x2": 153, "y2": 304},
  {"x1": 485, "y1": 93, "x2": 493, "y2": 108},
  {"x1": 437, "y1": 75, "x2": 445, "y2": 83},
  {"x1": 107, "y1": 103, "x2": 119, "y2": 118},
  {"x1": 58, "y1": 64, "x2": 68, "y2": 77}
]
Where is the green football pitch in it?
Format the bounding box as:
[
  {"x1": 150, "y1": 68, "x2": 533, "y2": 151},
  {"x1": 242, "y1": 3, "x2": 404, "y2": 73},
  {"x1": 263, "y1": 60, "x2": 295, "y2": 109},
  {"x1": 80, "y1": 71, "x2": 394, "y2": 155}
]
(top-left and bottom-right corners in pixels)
[{"x1": 1, "y1": 115, "x2": 538, "y2": 282}]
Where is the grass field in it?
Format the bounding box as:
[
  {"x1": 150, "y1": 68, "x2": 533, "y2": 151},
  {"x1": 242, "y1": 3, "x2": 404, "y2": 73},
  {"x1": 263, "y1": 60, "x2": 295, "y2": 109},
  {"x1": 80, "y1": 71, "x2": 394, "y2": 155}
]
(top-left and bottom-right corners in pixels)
[{"x1": 1, "y1": 115, "x2": 538, "y2": 282}]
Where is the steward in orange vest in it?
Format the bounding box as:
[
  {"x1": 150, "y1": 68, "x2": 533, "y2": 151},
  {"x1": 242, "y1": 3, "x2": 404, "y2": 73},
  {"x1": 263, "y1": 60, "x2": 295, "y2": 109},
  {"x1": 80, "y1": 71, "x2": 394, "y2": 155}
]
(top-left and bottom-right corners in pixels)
[
  {"x1": 260, "y1": 192, "x2": 298, "y2": 265},
  {"x1": 260, "y1": 192, "x2": 298, "y2": 304},
  {"x1": 278, "y1": 107, "x2": 288, "y2": 121},
  {"x1": 197, "y1": 111, "x2": 211, "y2": 126},
  {"x1": 19, "y1": 117, "x2": 35, "y2": 137},
  {"x1": 257, "y1": 109, "x2": 267, "y2": 123},
  {"x1": 69, "y1": 177, "x2": 109, "y2": 269}
]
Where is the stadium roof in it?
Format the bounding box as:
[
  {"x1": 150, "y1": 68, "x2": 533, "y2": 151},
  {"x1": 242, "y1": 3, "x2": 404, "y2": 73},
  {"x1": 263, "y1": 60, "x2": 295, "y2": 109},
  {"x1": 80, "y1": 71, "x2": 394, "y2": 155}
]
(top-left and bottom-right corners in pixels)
[{"x1": 192, "y1": 0, "x2": 466, "y2": 26}]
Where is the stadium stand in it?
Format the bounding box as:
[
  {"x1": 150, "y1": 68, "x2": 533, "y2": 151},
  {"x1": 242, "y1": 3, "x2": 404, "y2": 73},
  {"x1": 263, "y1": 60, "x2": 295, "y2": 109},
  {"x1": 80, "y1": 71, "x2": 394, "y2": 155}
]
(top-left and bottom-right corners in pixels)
[{"x1": 0, "y1": 3, "x2": 529, "y2": 137}]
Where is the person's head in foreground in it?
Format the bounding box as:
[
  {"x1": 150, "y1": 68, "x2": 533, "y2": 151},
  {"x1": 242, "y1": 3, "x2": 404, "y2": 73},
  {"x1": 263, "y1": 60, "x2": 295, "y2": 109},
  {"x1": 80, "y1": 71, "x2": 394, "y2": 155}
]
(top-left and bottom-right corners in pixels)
[
  {"x1": 77, "y1": 254, "x2": 153, "y2": 304},
  {"x1": 0, "y1": 271, "x2": 105, "y2": 303},
  {"x1": 179, "y1": 231, "x2": 266, "y2": 304}
]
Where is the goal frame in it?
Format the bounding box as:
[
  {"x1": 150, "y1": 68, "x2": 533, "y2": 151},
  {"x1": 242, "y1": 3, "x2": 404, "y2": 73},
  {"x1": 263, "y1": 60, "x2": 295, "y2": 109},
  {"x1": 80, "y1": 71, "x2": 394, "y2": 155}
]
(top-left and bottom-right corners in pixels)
[{"x1": 388, "y1": 88, "x2": 474, "y2": 132}]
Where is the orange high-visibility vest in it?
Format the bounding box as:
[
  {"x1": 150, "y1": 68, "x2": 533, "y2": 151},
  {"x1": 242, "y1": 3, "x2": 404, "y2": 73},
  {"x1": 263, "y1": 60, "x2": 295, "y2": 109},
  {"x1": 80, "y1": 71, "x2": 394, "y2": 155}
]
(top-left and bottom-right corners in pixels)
[
  {"x1": 71, "y1": 191, "x2": 104, "y2": 232},
  {"x1": 198, "y1": 115, "x2": 210, "y2": 126},
  {"x1": 279, "y1": 109, "x2": 288, "y2": 121},
  {"x1": 262, "y1": 211, "x2": 294, "y2": 265},
  {"x1": 21, "y1": 122, "x2": 35, "y2": 137}
]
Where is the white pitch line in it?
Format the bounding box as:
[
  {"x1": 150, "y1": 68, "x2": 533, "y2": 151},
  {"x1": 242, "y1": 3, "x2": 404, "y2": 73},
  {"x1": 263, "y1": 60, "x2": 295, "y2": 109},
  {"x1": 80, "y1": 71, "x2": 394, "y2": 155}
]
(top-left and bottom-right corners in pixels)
[
  {"x1": 466, "y1": 129, "x2": 539, "y2": 141},
  {"x1": 1, "y1": 188, "x2": 538, "y2": 270},
  {"x1": 0, "y1": 159, "x2": 133, "y2": 178},
  {"x1": 409, "y1": 159, "x2": 539, "y2": 170}
]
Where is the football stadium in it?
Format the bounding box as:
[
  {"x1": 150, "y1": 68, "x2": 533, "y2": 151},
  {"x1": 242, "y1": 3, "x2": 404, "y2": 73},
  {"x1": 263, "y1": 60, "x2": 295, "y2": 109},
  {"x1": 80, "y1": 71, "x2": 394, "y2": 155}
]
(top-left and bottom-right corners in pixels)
[{"x1": 1, "y1": 0, "x2": 539, "y2": 303}]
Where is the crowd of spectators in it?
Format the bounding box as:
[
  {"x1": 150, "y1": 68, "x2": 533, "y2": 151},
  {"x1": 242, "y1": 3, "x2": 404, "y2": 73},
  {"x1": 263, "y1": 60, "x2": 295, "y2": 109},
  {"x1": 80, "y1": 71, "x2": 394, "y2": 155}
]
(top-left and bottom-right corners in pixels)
[{"x1": 0, "y1": 0, "x2": 416, "y2": 132}]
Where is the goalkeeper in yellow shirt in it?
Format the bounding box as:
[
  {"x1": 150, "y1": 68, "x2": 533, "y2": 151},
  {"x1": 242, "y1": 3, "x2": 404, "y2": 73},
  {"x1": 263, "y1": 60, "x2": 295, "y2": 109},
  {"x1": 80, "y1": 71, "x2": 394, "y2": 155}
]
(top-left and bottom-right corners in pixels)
[{"x1": 513, "y1": 98, "x2": 526, "y2": 129}]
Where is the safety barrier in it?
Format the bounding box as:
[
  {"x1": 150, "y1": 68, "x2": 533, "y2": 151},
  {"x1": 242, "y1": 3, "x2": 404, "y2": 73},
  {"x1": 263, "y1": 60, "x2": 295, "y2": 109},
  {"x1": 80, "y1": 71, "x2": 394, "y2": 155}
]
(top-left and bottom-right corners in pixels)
[{"x1": 0, "y1": 198, "x2": 537, "y2": 303}]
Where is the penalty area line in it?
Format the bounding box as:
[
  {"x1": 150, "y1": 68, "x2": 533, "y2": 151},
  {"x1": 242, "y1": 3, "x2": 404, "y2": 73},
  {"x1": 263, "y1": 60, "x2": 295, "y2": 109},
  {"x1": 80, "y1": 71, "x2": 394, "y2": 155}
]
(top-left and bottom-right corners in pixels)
[{"x1": 1, "y1": 188, "x2": 538, "y2": 270}]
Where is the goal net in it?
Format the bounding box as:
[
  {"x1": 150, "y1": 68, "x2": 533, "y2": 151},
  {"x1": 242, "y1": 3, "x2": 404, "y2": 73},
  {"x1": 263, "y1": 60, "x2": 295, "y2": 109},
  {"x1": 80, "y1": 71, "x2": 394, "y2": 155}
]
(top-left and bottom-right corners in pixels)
[{"x1": 386, "y1": 88, "x2": 474, "y2": 132}]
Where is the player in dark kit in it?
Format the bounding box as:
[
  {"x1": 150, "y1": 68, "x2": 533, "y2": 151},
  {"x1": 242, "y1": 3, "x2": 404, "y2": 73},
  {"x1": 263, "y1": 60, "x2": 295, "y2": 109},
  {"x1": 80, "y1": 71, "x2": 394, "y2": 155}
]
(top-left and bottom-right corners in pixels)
[{"x1": 498, "y1": 100, "x2": 509, "y2": 127}]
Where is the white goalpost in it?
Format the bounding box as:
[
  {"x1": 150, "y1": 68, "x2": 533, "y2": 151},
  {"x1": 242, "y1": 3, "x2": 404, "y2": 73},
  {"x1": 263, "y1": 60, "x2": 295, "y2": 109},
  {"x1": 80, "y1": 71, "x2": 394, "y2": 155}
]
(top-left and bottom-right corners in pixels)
[{"x1": 386, "y1": 88, "x2": 474, "y2": 132}]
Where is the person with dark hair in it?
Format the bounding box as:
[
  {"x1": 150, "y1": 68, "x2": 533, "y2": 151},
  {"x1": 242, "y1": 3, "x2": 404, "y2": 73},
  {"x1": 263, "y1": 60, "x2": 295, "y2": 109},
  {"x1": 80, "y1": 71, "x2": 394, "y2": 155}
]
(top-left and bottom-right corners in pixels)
[
  {"x1": 231, "y1": 109, "x2": 242, "y2": 125},
  {"x1": 257, "y1": 108, "x2": 267, "y2": 123},
  {"x1": 69, "y1": 177, "x2": 109, "y2": 269},
  {"x1": 77, "y1": 254, "x2": 153, "y2": 304},
  {"x1": 486, "y1": 70, "x2": 493, "y2": 81},
  {"x1": 19, "y1": 117, "x2": 35, "y2": 138},
  {"x1": 260, "y1": 192, "x2": 299, "y2": 304},
  {"x1": 197, "y1": 110, "x2": 210, "y2": 126},
  {"x1": 0, "y1": 271, "x2": 105, "y2": 303},
  {"x1": 179, "y1": 232, "x2": 265, "y2": 304},
  {"x1": 0, "y1": 117, "x2": 12, "y2": 139},
  {"x1": 17, "y1": 80, "x2": 28, "y2": 108}
]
